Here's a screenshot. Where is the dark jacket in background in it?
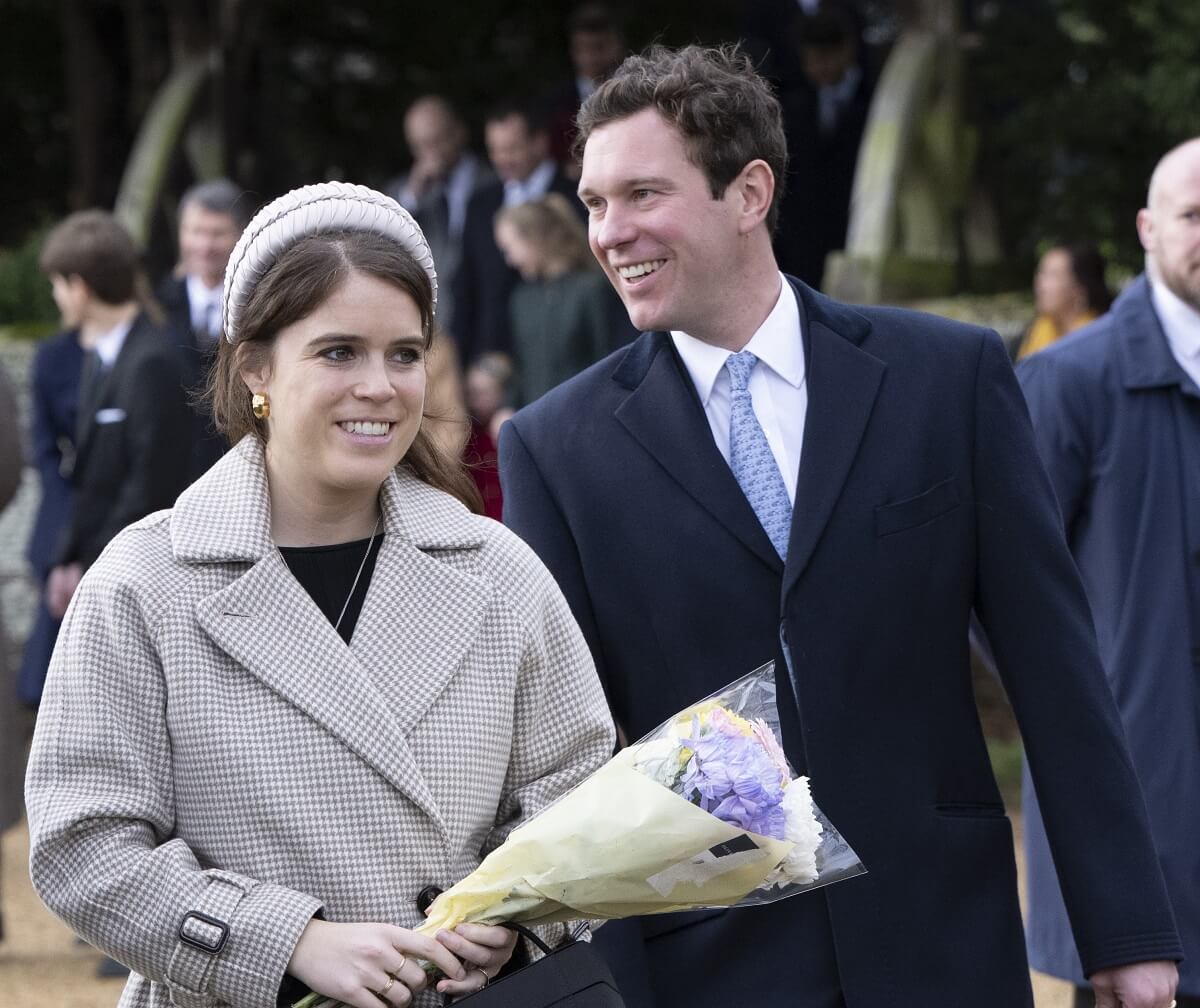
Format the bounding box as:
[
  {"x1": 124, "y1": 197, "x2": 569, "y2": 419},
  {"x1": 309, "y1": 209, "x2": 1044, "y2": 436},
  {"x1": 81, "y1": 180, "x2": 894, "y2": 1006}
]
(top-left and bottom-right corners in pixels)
[
  {"x1": 57, "y1": 311, "x2": 193, "y2": 570},
  {"x1": 17, "y1": 328, "x2": 83, "y2": 707},
  {"x1": 157, "y1": 275, "x2": 227, "y2": 480},
  {"x1": 1018, "y1": 274, "x2": 1200, "y2": 998}
]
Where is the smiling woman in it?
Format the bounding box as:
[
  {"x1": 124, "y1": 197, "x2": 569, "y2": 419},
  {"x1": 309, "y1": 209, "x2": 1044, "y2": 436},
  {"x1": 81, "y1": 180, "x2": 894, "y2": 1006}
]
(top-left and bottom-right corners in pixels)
[{"x1": 24, "y1": 182, "x2": 616, "y2": 1008}]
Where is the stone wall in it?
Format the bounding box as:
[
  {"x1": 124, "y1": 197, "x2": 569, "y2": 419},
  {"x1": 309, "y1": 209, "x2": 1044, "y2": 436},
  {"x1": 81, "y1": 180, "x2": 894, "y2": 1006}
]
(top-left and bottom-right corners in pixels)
[{"x1": 1, "y1": 339, "x2": 37, "y2": 674}]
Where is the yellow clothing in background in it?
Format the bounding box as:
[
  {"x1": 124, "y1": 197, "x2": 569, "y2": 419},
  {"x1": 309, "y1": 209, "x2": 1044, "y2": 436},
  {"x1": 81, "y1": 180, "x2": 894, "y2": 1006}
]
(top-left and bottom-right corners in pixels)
[{"x1": 1017, "y1": 311, "x2": 1099, "y2": 359}]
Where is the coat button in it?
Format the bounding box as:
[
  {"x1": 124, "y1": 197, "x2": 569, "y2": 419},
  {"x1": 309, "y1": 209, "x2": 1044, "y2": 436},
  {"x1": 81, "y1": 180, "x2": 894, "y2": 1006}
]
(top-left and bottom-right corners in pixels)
[{"x1": 416, "y1": 885, "x2": 443, "y2": 915}]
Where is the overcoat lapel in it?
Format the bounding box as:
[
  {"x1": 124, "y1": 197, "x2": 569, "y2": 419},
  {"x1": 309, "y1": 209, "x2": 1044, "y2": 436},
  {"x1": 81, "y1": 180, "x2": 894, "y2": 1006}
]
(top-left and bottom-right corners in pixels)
[
  {"x1": 613, "y1": 335, "x2": 783, "y2": 575},
  {"x1": 183, "y1": 439, "x2": 491, "y2": 850},
  {"x1": 783, "y1": 286, "x2": 885, "y2": 599}
]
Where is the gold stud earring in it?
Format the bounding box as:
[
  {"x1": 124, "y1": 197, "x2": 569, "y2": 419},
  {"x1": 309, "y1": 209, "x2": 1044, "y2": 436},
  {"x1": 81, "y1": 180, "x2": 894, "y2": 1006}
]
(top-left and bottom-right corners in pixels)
[{"x1": 251, "y1": 393, "x2": 270, "y2": 420}]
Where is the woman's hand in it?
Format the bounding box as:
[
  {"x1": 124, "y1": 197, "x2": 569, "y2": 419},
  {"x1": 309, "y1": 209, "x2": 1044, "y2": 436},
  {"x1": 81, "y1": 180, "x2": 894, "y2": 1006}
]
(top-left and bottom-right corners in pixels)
[
  {"x1": 287, "y1": 918, "x2": 467, "y2": 1008},
  {"x1": 433, "y1": 923, "x2": 519, "y2": 999}
]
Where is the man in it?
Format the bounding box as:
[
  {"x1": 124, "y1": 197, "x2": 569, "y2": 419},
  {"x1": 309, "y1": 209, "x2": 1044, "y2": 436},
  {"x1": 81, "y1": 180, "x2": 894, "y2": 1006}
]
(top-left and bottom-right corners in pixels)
[
  {"x1": 775, "y1": 0, "x2": 878, "y2": 289},
  {"x1": 1020, "y1": 137, "x2": 1200, "y2": 1008},
  {"x1": 455, "y1": 102, "x2": 580, "y2": 366},
  {"x1": 499, "y1": 45, "x2": 1180, "y2": 1008},
  {"x1": 388, "y1": 95, "x2": 496, "y2": 336},
  {"x1": 544, "y1": 4, "x2": 627, "y2": 169},
  {"x1": 158, "y1": 179, "x2": 248, "y2": 479},
  {"x1": 41, "y1": 210, "x2": 193, "y2": 621}
]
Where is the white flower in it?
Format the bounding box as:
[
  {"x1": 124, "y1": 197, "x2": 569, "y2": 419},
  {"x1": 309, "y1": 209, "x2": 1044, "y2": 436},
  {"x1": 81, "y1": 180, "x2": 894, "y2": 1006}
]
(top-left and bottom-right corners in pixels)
[{"x1": 772, "y1": 775, "x2": 823, "y2": 884}]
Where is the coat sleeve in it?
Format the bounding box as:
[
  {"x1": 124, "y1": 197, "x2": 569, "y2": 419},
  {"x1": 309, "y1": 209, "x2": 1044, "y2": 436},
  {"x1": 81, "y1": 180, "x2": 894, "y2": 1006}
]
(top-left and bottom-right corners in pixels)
[
  {"x1": 24, "y1": 550, "x2": 323, "y2": 1007},
  {"x1": 970, "y1": 333, "x2": 1182, "y2": 975},
  {"x1": 1015, "y1": 349, "x2": 1094, "y2": 532},
  {"x1": 498, "y1": 417, "x2": 611, "y2": 691}
]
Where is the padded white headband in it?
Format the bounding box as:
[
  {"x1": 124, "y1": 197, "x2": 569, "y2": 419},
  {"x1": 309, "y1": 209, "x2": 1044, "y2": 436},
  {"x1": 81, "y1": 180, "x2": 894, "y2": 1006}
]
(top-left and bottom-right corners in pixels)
[{"x1": 221, "y1": 181, "x2": 437, "y2": 344}]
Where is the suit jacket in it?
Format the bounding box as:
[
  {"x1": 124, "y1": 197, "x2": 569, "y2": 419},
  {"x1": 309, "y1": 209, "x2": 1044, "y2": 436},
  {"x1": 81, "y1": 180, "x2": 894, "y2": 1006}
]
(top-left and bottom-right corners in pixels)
[
  {"x1": 158, "y1": 275, "x2": 229, "y2": 480},
  {"x1": 56, "y1": 311, "x2": 193, "y2": 570},
  {"x1": 1019, "y1": 274, "x2": 1200, "y2": 996},
  {"x1": 25, "y1": 328, "x2": 84, "y2": 576},
  {"x1": 499, "y1": 277, "x2": 1181, "y2": 1006},
  {"x1": 455, "y1": 167, "x2": 583, "y2": 366},
  {"x1": 25, "y1": 435, "x2": 615, "y2": 1008},
  {"x1": 775, "y1": 60, "x2": 878, "y2": 289},
  {"x1": 388, "y1": 153, "x2": 497, "y2": 338}
]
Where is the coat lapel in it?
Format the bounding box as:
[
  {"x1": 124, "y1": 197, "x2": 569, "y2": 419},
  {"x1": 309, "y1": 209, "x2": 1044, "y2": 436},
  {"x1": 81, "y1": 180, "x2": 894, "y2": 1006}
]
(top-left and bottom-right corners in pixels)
[
  {"x1": 613, "y1": 334, "x2": 783, "y2": 575},
  {"x1": 181, "y1": 439, "x2": 491, "y2": 849},
  {"x1": 782, "y1": 282, "x2": 885, "y2": 599}
]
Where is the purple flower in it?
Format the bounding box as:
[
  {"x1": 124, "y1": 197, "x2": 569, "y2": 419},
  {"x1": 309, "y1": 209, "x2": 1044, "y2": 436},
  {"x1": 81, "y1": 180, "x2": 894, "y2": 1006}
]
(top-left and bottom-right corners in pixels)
[{"x1": 678, "y1": 717, "x2": 788, "y2": 839}]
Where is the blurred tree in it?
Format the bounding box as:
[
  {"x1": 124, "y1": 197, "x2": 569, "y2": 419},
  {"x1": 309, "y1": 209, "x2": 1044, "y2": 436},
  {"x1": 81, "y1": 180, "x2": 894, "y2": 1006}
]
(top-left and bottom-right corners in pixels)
[{"x1": 972, "y1": 0, "x2": 1200, "y2": 273}]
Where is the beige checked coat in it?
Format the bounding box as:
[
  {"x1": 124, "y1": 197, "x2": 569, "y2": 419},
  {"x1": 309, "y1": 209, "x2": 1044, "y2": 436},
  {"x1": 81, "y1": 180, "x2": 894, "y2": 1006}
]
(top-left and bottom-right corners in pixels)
[{"x1": 25, "y1": 436, "x2": 615, "y2": 1008}]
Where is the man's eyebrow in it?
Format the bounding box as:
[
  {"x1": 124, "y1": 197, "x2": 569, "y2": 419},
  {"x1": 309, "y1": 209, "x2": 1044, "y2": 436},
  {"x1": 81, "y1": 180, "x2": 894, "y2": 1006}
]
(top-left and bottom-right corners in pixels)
[{"x1": 578, "y1": 176, "x2": 674, "y2": 199}]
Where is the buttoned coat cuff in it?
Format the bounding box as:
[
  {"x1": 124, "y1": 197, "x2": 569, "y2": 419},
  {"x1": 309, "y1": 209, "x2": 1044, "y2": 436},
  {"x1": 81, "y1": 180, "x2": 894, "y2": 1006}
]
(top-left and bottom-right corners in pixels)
[{"x1": 165, "y1": 870, "x2": 322, "y2": 1008}]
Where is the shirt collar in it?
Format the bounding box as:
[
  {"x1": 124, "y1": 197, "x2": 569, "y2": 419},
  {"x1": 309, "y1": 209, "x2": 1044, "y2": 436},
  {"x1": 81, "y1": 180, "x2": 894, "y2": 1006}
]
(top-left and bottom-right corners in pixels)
[
  {"x1": 670, "y1": 274, "x2": 805, "y2": 405},
  {"x1": 186, "y1": 273, "x2": 223, "y2": 309},
  {"x1": 503, "y1": 159, "x2": 557, "y2": 206},
  {"x1": 94, "y1": 315, "x2": 135, "y2": 368},
  {"x1": 1150, "y1": 275, "x2": 1200, "y2": 360}
]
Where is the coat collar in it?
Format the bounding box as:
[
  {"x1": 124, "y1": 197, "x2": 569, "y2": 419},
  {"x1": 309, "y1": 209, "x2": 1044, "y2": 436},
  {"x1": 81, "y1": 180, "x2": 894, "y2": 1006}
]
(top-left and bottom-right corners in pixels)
[
  {"x1": 1114, "y1": 273, "x2": 1193, "y2": 391},
  {"x1": 172, "y1": 435, "x2": 485, "y2": 563},
  {"x1": 611, "y1": 276, "x2": 884, "y2": 593},
  {"x1": 176, "y1": 436, "x2": 489, "y2": 851}
]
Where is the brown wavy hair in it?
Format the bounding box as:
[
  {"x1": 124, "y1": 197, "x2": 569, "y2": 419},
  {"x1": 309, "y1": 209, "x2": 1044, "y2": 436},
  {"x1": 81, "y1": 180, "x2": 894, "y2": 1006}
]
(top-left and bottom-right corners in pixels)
[
  {"x1": 574, "y1": 44, "x2": 789, "y2": 233},
  {"x1": 207, "y1": 230, "x2": 482, "y2": 513}
]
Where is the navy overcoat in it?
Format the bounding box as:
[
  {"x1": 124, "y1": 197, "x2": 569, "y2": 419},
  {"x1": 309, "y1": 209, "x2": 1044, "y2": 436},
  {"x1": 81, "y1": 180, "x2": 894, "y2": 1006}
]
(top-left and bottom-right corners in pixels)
[
  {"x1": 1019, "y1": 274, "x2": 1200, "y2": 997},
  {"x1": 500, "y1": 277, "x2": 1182, "y2": 1007}
]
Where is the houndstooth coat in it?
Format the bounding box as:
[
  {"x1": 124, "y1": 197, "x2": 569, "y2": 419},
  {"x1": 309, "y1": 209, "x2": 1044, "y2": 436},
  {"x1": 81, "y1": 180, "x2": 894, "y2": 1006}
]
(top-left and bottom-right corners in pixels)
[{"x1": 25, "y1": 436, "x2": 615, "y2": 1008}]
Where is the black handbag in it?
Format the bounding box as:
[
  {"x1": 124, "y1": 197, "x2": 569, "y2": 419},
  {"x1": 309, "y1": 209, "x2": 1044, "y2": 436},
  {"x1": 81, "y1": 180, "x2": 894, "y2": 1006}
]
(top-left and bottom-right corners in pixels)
[{"x1": 451, "y1": 922, "x2": 626, "y2": 1008}]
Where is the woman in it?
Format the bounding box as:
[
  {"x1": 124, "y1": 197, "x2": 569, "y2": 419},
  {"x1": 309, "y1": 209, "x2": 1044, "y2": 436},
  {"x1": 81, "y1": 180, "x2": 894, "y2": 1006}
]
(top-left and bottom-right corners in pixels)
[
  {"x1": 1016, "y1": 242, "x2": 1112, "y2": 359},
  {"x1": 25, "y1": 183, "x2": 615, "y2": 1008},
  {"x1": 493, "y1": 194, "x2": 629, "y2": 408}
]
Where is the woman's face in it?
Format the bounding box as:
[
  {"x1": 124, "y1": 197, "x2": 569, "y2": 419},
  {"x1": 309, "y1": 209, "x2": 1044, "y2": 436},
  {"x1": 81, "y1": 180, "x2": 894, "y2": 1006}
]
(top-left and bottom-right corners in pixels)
[
  {"x1": 495, "y1": 218, "x2": 544, "y2": 281},
  {"x1": 1034, "y1": 248, "x2": 1084, "y2": 318},
  {"x1": 243, "y1": 269, "x2": 427, "y2": 505}
]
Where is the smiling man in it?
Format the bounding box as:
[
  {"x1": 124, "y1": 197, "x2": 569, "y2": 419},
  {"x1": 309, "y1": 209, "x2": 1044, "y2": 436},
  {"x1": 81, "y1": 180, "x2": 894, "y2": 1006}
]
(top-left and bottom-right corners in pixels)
[{"x1": 499, "y1": 45, "x2": 1181, "y2": 1008}]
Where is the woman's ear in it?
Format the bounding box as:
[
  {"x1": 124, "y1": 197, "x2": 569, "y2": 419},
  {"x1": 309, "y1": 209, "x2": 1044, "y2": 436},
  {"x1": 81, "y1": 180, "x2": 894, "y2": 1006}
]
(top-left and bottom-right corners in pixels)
[{"x1": 237, "y1": 344, "x2": 271, "y2": 396}]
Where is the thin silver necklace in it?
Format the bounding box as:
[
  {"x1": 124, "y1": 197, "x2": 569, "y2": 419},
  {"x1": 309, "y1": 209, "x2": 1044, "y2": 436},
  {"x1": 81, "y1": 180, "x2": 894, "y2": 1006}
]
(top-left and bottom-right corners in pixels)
[{"x1": 333, "y1": 514, "x2": 381, "y2": 635}]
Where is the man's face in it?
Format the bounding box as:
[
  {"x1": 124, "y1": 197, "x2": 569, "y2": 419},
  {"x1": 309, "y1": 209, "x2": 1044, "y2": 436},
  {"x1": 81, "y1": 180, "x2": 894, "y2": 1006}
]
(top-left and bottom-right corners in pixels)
[
  {"x1": 179, "y1": 204, "x2": 240, "y2": 288},
  {"x1": 1139, "y1": 147, "x2": 1200, "y2": 312},
  {"x1": 578, "y1": 108, "x2": 743, "y2": 342},
  {"x1": 800, "y1": 41, "x2": 855, "y2": 89},
  {"x1": 570, "y1": 29, "x2": 623, "y2": 84},
  {"x1": 405, "y1": 102, "x2": 464, "y2": 178},
  {"x1": 485, "y1": 114, "x2": 548, "y2": 184}
]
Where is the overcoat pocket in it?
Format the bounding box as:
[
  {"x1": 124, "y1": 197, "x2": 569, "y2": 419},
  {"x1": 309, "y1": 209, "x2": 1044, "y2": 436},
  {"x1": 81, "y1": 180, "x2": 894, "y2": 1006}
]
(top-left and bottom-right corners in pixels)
[{"x1": 874, "y1": 477, "x2": 962, "y2": 537}]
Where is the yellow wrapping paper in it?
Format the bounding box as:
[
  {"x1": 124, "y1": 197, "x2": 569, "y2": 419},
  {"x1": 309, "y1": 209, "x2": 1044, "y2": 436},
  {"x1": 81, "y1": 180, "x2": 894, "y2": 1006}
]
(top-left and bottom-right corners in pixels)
[{"x1": 416, "y1": 753, "x2": 792, "y2": 936}]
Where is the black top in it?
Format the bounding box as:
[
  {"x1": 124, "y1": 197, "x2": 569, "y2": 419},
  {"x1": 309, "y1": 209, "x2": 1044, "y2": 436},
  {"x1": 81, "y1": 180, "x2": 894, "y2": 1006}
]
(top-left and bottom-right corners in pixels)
[{"x1": 279, "y1": 533, "x2": 384, "y2": 643}]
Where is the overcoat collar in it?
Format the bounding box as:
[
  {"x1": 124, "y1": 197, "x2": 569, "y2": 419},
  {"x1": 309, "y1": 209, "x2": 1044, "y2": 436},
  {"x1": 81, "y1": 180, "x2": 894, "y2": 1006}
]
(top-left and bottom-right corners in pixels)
[
  {"x1": 611, "y1": 276, "x2": 884, "y2": 598},
  {"x1": 1114, "y1": 273, "x2": 1195, "y2": 392},
  {"x1": 175, "y1": 437, "x2": 490, "y2": 850}
]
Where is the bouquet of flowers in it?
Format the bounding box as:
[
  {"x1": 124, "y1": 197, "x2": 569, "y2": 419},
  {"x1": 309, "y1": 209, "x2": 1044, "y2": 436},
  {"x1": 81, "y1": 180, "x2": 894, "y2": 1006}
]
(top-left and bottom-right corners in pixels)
[
  {"x1": 417, "y1": 662, "x2": 864, "y2": 933},
  {"x1": 295, "y1": 663, "x2": 864, "y2": 1007}
]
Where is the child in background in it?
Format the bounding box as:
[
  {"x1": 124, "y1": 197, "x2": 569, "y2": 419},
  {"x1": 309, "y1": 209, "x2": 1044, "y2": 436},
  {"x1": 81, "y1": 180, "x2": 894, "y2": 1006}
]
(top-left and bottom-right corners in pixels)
[
  {"x1": 463, "y1": 352, "x2": 514, "y2": 521},
  {"x1": 494, "y1": 193, "x2": 630, "y2": 407}
]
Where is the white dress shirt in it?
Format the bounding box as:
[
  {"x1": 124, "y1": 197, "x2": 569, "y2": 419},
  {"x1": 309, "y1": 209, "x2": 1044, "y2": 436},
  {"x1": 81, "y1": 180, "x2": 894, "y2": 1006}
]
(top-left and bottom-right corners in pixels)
[
  {"x1": 93, "y1": 316, "x2": 135, "y2": 369},
  {"x1": 671, "y1": 275, "x2": 807, "y2": 503},
  {"x1": 186, "y1": 274, "x2": 223, "y2": 344},
  {"x1": 503, "y1": 159, "x2": 557, "y2": 207},
  {"x1": 1151, "y1": 276, "x2": 1200, "y2": 390}
]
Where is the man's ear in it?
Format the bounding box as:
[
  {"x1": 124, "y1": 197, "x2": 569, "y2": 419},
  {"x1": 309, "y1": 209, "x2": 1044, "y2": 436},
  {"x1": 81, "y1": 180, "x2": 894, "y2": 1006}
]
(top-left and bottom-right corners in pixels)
[
  {"x1": 1135, "y1": 207, "x2": 1154, "y2": 255},
  {"x1": 734, "y1": 159, "x2": 775, "y2": 235}
]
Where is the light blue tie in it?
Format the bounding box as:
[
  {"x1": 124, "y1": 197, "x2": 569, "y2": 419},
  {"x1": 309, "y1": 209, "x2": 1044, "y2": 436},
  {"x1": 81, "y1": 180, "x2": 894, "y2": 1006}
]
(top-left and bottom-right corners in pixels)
[{"x1": 725, "y1": 351, "x2": 791, "y2": 560}]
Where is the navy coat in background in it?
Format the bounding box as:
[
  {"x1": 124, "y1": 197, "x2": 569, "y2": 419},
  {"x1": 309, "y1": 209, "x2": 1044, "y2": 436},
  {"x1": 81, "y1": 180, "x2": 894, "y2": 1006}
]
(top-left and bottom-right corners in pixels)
[
  {"x1": 500, "y1": 277, "x2": 1181, "y2": 1007},
  {"x1": 1019, "y1": 274, "x2": 1200, "y2": 998},
  {"x1": 17, "y1": 328, "x2": 82, "y2": 707}
]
